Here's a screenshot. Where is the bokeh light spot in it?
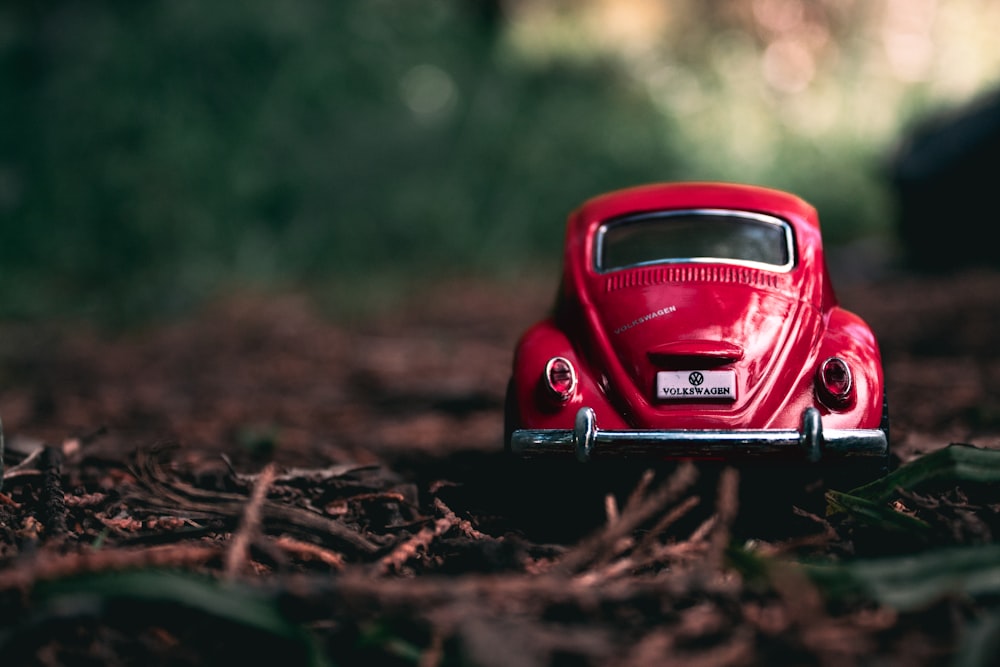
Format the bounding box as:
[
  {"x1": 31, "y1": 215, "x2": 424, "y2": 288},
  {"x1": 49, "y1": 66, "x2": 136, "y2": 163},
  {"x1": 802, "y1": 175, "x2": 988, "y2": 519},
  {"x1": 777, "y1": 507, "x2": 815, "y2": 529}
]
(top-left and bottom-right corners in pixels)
[{"x1": 399, "y1": 64, "x2": 458, "y2": 119}]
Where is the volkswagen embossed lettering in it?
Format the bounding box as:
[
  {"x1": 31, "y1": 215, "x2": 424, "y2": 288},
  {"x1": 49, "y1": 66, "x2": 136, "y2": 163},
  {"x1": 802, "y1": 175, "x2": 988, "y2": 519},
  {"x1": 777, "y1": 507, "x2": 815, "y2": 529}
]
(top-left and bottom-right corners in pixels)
[
  {"x1": 657, "y1": 370, "x2": 736, "y2": 400},
  {"x1": 504, "y1": 182, "x2": 889, "y2": 476}
]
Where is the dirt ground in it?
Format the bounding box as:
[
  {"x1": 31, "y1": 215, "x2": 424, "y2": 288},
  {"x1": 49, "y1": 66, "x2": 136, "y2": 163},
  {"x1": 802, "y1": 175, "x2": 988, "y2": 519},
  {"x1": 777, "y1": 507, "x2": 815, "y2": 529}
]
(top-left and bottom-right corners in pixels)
[{"x1": 2, "y1": 263, "x2": 1000, "y2": 666}]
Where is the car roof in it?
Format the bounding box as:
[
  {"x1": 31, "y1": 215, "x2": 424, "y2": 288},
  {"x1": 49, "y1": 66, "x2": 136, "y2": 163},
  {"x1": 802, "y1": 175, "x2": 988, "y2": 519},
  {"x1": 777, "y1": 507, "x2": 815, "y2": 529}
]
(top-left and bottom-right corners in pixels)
[
  {"x1": 561, "y1": 181, "x2": 835, "y2": 309},
  {"x1": 568, "y1": 182, "x2": 820, "y2": 241}
]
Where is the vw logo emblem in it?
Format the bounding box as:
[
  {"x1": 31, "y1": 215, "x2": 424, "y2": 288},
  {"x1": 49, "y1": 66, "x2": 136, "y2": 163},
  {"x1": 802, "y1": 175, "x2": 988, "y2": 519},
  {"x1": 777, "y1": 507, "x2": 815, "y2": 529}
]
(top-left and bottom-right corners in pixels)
[{"x1": 688, "y1": 372, "x2": 704, "y2": 386}]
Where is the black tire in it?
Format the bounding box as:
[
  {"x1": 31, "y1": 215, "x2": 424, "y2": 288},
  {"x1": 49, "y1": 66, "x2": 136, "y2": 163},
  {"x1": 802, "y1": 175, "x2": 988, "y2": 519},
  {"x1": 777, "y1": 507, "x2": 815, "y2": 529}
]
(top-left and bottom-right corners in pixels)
[{"x1": 823, "y1": 391, "x2": 892, "y2": 491}]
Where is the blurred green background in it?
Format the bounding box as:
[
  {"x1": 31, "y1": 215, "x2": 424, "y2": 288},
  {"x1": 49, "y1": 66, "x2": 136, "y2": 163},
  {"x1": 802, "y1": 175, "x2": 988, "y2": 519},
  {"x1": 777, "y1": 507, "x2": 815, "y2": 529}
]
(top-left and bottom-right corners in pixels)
[{"x1": 2, "y1": 0, "x2": 999, "y2": 325}]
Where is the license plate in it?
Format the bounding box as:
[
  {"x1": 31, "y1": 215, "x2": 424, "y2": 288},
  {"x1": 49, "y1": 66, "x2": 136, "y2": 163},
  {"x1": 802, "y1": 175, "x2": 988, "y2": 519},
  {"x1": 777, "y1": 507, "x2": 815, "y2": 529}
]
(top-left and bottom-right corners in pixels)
[{"x1": 656, "y1": 370, "x2": 736, "y2": 401}]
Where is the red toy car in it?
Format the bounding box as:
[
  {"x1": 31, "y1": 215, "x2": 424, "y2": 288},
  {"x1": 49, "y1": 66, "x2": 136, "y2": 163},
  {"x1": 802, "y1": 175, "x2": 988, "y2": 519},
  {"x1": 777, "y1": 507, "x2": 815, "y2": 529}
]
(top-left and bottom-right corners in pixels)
[{"x1": 505, "y1": 182, "x2": 888, "y2": 469}]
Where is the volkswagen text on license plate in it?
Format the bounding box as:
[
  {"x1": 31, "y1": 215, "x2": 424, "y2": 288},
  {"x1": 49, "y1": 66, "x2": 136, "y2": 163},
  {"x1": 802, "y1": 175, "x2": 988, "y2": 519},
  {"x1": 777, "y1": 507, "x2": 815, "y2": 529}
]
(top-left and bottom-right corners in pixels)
[{"x1": 656, "y1": 370, "x2": 736, "y2": 401}]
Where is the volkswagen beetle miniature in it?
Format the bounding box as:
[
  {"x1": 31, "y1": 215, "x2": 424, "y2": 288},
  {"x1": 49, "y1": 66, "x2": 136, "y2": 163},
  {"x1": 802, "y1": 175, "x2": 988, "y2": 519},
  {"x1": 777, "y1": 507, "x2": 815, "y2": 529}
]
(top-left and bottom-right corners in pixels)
[{"x1": 505, "y1": 182, "x2": 888, "y2": 469}]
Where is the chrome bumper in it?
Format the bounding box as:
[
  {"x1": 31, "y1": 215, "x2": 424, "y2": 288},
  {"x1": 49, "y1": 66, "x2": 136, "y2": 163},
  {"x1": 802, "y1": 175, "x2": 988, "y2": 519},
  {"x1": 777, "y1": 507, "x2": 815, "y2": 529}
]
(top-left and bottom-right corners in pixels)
[{"x1": 510, "y1": 407, "x2": 887, "y2": 464}]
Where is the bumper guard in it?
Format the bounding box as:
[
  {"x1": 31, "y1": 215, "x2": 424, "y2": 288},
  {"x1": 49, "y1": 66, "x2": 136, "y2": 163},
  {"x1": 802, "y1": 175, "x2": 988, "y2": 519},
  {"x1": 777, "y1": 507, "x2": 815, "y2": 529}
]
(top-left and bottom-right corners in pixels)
[{"x1": 510, "y1": 407, "x2": 887, "y2": 464}]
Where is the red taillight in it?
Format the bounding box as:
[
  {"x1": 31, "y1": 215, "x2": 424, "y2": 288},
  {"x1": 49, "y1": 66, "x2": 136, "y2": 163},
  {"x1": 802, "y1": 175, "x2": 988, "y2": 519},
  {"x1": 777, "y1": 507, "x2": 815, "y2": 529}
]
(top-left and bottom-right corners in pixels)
[
  {"x1": 544, "y1": 357, "x2": 577, "y2": 402},
  {"x1": 817, "y1": 357, "x2": 853, "y2": 407}
]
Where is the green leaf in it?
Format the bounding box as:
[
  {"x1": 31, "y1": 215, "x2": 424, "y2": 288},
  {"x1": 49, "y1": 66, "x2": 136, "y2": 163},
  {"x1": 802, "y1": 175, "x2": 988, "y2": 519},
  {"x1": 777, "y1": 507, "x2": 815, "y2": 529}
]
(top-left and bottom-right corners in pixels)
[
  {"x1": 954, "y1": 612, "x2": 1000, "y2": 667},
  {"x1": 845, "y1": 444, "x2": 1000, "y2": 504},
  {"x1": 358, "y1": 620, "x2": 425, "y2": 663},
  {"x1": 825, "y1": 489, "x2": 933, "y2": 538},
  {"x1": 34, "y1": 570, "x2": 330, "y2": 667},
  {"x1": 805, "y1": 543, "x2": 1000, "y2": 611}
]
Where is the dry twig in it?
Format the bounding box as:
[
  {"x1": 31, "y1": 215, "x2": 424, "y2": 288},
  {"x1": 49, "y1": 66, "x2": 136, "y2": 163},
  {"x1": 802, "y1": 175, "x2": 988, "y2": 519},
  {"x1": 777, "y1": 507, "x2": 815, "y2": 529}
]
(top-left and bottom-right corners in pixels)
[
  {"x1": 0, "y1": 544, "x2": 222, "y2": 592},
  {"x1": 0, "y1": 447, "x2": 43, "y2": 483},
  {"x1": 272, "y1": 535, "x2": 345, "y2": 570},
  {"x1": 226, "y1": 462, "x2": 277, "y2": 578},
  {"x1": 39, "y1": 446, "x2": 67, "y2": 540},
  {"x1": 707, "y1": 467, "x2": 739, "y2": 572},
  {"x1": 433, "y1": 497, "x2": 485, "y2": 540},
  {"x1": 376, "y1": 516, "x2": 453, "y2": 575},
  {"x1": 127, "y1": 449, "x2": 381, "y2": 554},
  {"x1": 558, "y1": 463, "x2": 699, "y2": 573},
  {"x1": 636, "y1": 495, "x2": 702, "y2": 550}
]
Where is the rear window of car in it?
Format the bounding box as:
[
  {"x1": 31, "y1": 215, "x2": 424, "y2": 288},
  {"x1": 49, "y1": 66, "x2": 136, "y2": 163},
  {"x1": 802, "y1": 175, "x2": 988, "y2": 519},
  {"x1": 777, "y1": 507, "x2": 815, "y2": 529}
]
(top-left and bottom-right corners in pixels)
[{"x1": 595, "y1": 210, "x2": 795, "y2": 272}]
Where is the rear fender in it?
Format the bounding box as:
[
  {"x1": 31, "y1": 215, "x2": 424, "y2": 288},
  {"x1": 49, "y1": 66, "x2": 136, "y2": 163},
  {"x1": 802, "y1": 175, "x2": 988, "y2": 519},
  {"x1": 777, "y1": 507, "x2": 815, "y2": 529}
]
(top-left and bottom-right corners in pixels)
[
  {"x1": 814, "y1": 307, "x2": 885, "y2": 430},
  {"x1": 510, "y1": 319, "x2": 628, "y2": 431}
]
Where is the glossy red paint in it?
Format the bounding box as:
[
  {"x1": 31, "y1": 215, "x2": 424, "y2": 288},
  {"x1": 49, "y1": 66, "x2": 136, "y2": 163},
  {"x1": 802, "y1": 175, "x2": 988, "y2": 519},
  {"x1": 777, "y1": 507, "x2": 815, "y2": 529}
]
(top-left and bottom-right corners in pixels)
[{"x1": 506, "y1": 182, "x2": 886, "y2": 460}]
